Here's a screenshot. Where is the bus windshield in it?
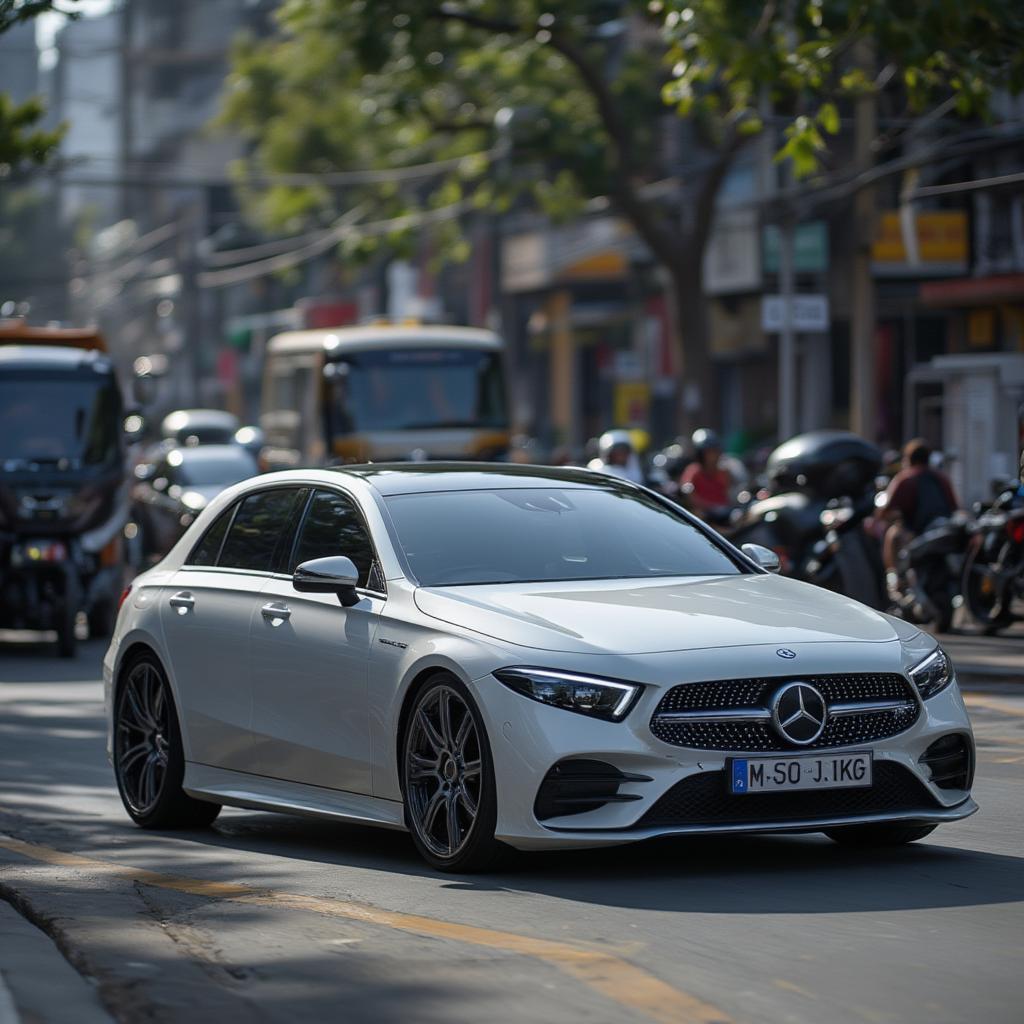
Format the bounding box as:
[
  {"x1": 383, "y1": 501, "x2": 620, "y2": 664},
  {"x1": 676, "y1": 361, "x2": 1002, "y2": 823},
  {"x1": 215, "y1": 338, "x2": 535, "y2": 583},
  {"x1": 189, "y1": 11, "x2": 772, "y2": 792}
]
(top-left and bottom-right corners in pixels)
[{"x1": 324, "y1": 348, "x2": 506, "y2": 434}]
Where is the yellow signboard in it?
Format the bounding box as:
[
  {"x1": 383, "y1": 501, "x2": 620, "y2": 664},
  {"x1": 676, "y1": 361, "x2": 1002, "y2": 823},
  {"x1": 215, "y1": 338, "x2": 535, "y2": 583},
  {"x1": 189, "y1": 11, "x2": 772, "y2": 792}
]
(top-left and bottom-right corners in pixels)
[
  {"x1": 872, "y1": 211, "x2": 967, "y2": 264},
  {"x1": 613, "y1": 381, "x2": 651, "y2": 427}
]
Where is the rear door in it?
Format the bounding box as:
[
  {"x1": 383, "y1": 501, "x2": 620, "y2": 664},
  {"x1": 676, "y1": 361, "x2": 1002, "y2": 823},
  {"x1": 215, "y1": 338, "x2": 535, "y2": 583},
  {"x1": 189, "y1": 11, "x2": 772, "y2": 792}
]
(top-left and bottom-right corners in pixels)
[
  {"x1": 160, "y1": 486, "x2": 307, "y2": 773},
  {"x1": 249, "y1": 487, "x2": 384, "y2": 794}
]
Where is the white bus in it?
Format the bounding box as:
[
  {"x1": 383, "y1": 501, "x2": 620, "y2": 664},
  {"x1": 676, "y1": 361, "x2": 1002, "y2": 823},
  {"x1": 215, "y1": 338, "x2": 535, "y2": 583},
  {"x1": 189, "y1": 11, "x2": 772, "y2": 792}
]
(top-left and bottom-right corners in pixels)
[{"x1": 260, "y1": 323, "x2": 509, "y2": 465}]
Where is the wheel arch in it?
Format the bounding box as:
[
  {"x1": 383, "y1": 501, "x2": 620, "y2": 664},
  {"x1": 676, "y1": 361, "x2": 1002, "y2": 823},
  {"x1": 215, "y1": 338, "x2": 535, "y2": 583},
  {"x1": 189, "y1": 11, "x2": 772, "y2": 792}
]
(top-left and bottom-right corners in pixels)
[
  {"x1": 394, "y1": 662, "x2": 468, "y2": 783},
  {"x1": 110, "y1": 637, "x2": 189, "y2": 759}
]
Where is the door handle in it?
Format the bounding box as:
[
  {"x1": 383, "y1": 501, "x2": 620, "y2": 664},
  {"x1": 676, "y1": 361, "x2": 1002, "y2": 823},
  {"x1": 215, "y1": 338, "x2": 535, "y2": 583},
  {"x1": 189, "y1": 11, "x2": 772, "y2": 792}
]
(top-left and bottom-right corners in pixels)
[
  {"x1": 169, "y1": 591, "x2": 194, "y2": 615},
  {"x1": 261, "y1": 601, "x2": 292, "y2": 625}
]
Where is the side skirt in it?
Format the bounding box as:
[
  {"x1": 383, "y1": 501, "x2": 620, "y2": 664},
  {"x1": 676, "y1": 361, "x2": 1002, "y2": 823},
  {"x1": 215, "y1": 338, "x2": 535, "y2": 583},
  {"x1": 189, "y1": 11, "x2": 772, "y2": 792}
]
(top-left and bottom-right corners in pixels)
[{"x1": 184, "y1": 763, "x2": 407, "y2": 831}]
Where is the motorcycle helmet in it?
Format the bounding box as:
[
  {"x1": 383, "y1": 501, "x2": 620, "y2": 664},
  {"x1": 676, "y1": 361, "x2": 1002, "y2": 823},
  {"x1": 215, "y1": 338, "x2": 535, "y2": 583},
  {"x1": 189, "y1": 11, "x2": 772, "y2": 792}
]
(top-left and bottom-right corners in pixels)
[
  {"x1": 691, "y1": 427, "x2": 722, "y2": 454},
  {"x1": 598, "y1": 429, "x2": 634, "y2": 461}
]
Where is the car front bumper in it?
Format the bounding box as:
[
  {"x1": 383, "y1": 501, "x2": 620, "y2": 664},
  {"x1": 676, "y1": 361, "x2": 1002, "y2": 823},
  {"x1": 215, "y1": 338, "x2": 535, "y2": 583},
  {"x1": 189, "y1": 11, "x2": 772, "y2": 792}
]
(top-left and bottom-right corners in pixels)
[{"x1": 471, "y1": 643, "x2": 976, "y2": 851}]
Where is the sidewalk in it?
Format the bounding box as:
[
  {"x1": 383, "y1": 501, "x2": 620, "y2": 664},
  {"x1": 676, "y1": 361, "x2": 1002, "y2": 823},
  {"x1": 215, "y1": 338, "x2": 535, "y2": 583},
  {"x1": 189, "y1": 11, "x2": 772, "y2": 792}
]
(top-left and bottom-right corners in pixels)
[{"x1": 0, "y1": 898, "x2": 113, "y2": 1024}]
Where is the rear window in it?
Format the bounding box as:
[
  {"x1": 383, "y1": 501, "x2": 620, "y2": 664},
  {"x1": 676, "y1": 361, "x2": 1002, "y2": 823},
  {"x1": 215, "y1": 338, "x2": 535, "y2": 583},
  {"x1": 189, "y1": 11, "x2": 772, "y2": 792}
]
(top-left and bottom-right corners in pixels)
[
  {"x1": 188, "y1": 508, "x2": 232, "y2": 566},
  {"x1": 216, "y1": 489, "x2": 305, "y2": 572},
  {"x1": 385, "y1": 486, "x2": 743, "y2": 586}
]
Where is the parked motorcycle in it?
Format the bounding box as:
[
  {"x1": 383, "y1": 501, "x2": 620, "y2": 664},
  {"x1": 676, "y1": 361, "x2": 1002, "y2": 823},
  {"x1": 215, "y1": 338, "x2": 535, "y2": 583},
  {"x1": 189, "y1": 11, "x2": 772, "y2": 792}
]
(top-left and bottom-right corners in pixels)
[
  {"x1": 961, "y1": 482, "x2": 1024, "y2": 633},
  {"x1": 730, "y1": 431, "x2": 886, "y2": 606},
  {"x1": 887, "y1": 512, "x2": 971, "y2": 633},
  {"x1": 803, "y1": 492, "x2": 887, "y2": 609}
]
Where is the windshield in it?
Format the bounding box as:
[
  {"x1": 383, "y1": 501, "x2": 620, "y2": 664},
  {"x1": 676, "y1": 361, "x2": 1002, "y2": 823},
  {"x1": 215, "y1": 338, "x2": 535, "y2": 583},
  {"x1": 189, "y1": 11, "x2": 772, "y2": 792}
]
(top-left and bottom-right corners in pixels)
[
  {"x1": 172, "y1": 450, "x2": 257, "y2": 487},
  {"x1": 385, "y1": 487, "x2": 744, "y2": 586},
  {"x1": 325, "y1": 347, "x2": 506, "y2": 433},
  {"x1": 0, "y1": 372, "x2": 121, "y2": 466}
]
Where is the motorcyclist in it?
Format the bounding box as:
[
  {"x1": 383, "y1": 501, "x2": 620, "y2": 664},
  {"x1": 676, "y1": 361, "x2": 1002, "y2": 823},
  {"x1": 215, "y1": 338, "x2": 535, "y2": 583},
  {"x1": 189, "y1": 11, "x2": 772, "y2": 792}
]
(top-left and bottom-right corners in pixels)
[
  {"x1": 680, "y1": 428, "x2": 733, "y2": 521},
  {"x1": 882, "y1": 438, "x2": 959, "y2": 574},
  {"x1": 587, "y1": 429, "x2": 644, "y2": 484}
]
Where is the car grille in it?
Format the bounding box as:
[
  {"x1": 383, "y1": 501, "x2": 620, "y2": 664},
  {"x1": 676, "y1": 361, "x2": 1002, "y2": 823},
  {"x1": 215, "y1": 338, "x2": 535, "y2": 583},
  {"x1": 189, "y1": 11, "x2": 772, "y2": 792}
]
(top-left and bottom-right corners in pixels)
[
  {"x1": 637, "y1": 762, "x2": 940, "y2": 828},
  {"x1": 650, "y1": 673, "x2": 920, "y2": 752}
]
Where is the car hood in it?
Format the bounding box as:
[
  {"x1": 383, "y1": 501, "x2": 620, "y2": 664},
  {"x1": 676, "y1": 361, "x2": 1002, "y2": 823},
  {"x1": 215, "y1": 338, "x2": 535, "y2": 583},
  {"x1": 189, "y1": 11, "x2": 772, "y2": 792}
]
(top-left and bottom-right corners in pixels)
[{"x1": 414, "y1": 573, "x2": 900, "y2": 654}]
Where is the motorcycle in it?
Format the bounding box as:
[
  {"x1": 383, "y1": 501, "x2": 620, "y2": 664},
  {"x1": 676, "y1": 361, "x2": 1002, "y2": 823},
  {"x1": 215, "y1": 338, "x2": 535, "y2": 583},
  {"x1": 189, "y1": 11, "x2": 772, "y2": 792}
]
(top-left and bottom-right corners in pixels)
[
  {"x1": 729, "y1": 431, "x2": 887, "y2": 605},
  {"x1": 887, "y1": 512, "x2": 971, "y2": 634},
  {"x1": 803, "y1": 492, "x2": 887, "y2": 610},
  {"x1": 960, "y1": 483, "x2": 1024, "y2": 633}
]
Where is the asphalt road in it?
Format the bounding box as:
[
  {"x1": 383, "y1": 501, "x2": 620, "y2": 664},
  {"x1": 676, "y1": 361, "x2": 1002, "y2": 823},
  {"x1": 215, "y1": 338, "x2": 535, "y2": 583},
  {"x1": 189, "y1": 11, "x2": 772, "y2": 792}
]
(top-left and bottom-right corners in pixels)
[{"x1": 1, "y1": 636, "x2": 1023, "y2": 1024}]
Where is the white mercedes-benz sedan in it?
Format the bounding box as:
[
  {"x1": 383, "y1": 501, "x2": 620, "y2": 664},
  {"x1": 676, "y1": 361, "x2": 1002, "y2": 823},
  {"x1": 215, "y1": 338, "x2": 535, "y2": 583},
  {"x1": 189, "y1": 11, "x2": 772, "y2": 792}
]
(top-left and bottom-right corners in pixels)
[{"x1": 104, "y1": 464, "x2": 976, "y2": 871}]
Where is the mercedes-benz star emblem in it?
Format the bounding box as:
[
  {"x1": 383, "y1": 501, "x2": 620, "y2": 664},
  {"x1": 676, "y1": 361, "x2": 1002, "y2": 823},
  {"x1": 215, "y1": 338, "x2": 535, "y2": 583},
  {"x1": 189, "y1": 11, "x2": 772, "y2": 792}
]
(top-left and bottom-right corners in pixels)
[
  {"x1": 771, "y1": 681, "x2": 828, "y2": 745},
  {"x1": 776, "y1": 648, "x2": 797, "y2": 659}
]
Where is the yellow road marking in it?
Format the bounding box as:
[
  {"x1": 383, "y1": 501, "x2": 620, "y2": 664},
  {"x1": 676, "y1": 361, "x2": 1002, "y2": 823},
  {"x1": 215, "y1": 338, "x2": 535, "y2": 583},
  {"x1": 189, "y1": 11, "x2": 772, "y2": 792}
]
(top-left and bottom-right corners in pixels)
[
  {"x1": 965, "y1": 695, "x2": 1024, "y2": 718},
  {"x1": 0, "y1": 834, "x2": 730, "y2": 1024},
  {"x1": 773, "y1": 978, "x2": 817, "y2": 999}
]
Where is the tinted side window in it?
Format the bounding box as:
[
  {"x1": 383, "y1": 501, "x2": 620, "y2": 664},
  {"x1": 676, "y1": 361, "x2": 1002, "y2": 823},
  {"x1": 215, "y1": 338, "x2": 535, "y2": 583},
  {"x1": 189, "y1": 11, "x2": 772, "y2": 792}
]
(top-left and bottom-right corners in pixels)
[
  {"x1": 291, "y1": 489, "x2": 378, "y2": 589},
  {"x1": 219, "y1": 489, "x2": 303, "y2": 572},
  {"x1": 188, "y1": 506, "x2": 234, "y2": 566}
]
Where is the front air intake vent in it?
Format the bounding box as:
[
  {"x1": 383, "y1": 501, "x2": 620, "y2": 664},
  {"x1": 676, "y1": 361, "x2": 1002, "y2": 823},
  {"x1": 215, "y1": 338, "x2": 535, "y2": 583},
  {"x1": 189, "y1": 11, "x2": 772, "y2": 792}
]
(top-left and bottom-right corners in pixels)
[
  {"x1": 919, "y1": 734, "x2": 974, "y2": 790},
  {"x1": 534, "y1": 759, "x2": 651, "y2": 821}
]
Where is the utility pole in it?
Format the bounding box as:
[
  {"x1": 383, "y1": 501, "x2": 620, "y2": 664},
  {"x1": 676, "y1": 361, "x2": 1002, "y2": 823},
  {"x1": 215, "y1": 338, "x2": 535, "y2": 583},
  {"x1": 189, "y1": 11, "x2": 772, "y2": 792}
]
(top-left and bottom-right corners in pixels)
[
  {"x1": 850, "y1": 43, "x2": 877, "y2": 440},
  {"x1": 777, "y1": 216, "x2": 797, "y2": 440}
]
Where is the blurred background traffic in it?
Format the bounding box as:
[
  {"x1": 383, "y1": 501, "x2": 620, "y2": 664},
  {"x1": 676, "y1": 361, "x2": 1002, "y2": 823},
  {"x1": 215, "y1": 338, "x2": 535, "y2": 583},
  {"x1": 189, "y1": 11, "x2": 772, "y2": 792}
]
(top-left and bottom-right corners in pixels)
[{"x1": 1, "y1": 0, "x2": 1023, "y2": 655}]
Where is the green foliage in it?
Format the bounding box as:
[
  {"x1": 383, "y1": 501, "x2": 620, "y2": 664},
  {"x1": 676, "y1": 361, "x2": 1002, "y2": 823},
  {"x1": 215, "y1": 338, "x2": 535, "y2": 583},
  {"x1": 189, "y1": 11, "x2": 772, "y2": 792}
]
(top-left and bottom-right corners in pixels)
[
  {"x1": 0, "y1": 93, "x2": 64, "y2": 171},
  {"x1": 0, "y1": 1, "x2": 75, "y2": 171},
  {"x1": 217, "y1": 1, "x2": 670, "y2": 252},
  {"x1": 660, "y1": 0, "x2": 1024, "y2": 177}
]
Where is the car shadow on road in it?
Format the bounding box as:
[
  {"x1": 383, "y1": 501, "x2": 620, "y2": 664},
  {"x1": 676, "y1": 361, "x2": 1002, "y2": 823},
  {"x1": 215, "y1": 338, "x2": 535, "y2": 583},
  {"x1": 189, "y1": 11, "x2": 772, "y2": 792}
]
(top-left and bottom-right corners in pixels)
[{"x1": 175, "y1": 809, "x2": 1024, "y2": 917}]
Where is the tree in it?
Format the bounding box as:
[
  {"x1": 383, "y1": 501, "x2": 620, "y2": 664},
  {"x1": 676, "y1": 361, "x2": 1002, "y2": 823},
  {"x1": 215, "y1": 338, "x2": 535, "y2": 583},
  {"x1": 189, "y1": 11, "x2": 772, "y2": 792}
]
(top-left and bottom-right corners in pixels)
[
  {"x1": 220, "y1": 1, "x2": 1024, "y2": 431},
  {"x1": 0, "y1": 0, "x2": 76, "y2": 171}
]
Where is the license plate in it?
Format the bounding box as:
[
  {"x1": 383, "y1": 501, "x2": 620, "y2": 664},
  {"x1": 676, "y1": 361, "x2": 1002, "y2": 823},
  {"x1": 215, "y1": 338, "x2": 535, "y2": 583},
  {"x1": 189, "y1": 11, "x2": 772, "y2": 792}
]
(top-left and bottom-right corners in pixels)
[{"x1": 729, "y1": 752, "x2": 872, "y2": 794}]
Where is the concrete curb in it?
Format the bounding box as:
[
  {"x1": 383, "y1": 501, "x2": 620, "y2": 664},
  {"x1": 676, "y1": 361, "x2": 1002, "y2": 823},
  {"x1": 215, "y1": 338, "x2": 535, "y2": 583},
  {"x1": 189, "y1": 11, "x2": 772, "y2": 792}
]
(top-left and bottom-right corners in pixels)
[{"x1": 0, "y1": 898, "x2": 114, "y2": 1024}]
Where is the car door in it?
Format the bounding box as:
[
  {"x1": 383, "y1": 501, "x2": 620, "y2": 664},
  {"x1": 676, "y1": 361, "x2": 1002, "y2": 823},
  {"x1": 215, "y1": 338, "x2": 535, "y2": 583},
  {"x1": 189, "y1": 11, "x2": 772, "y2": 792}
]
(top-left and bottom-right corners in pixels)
[
  {"x1": 249, "y1": 486, "x2": 385, "y2": 794},
  {"x1": 160, "y1": 486, "x2": 308, "y2": 773}
]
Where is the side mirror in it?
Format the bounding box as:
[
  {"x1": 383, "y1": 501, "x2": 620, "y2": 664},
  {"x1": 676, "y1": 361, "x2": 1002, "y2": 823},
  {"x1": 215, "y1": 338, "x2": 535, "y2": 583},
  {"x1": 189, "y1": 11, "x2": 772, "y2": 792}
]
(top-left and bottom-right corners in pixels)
[
  {"x1": 742, "y1": 543, "x2": 781, "y2": 573},
  {"x1": 293, "y1": 555, "x2": 361, "y2": 607}
]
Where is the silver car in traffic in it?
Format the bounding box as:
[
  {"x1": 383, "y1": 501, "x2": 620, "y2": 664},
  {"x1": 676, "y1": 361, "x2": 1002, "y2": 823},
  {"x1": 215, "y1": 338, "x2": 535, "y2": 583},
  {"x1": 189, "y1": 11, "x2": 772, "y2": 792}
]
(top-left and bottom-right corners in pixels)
[{"x1": 104, "y1": 464, "x2": 976, "y2": 871}]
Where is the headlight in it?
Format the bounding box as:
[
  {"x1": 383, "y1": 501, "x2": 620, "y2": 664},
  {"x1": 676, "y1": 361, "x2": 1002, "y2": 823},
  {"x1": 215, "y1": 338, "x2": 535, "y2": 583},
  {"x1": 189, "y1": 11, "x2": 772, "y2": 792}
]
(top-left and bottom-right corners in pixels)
[
  {"x1": 909, "y1": 647, "x2": 954, "y2": 700},
  {"x1": 493, "y1": 667, "x2": 641, "y2": 721}
]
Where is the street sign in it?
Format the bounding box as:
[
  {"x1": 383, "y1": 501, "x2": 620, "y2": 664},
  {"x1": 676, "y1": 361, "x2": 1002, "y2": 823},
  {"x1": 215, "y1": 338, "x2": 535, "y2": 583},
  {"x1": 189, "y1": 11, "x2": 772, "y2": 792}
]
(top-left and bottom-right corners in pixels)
[
  {"x1": 761, "y1": 294, "x2": 830, "y2": 333},
  {"x1": 763, "y1": 221, "x2": 829, "y2": 273}
]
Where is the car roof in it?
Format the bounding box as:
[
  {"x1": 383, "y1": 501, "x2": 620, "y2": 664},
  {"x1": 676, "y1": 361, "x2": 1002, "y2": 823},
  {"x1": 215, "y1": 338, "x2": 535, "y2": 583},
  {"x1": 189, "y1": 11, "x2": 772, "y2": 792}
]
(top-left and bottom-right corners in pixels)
[
  {"x1": 267, "y1": 325, "x2": 501, "y2": 356},
  {"x1": 161, "y1": 408, "x2": 239, "y2": 432},
  {"x1": 332, "y1": 462, "x2": 627, "y2": 496},
  {"x1": 168, "y1": 444, "x2": 253, "y2": 463},
  {"x1": 0, "y1": 344, "x2": 112, "y2": 371}
]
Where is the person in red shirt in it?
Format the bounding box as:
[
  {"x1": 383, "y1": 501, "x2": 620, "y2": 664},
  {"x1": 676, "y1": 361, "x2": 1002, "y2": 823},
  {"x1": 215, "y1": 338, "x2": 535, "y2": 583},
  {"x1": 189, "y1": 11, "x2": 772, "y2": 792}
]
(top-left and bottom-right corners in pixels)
[
  {"x1": 882, "y1": 438, "x2": 959, "y2": 571},
  {"x1": 680, "y1": 428, "x2": 733, "y2": 522}
]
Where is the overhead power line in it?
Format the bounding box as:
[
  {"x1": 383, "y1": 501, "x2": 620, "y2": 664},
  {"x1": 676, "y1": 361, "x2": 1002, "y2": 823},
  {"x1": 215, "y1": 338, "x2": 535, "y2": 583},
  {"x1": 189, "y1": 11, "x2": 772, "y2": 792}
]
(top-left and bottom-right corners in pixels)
[
  {"x1": 196, "y1": 200, "x2": 474, "y2": 289},
  {"x1": 53, "y1": 148, "x2": 499, "y2": 190}
]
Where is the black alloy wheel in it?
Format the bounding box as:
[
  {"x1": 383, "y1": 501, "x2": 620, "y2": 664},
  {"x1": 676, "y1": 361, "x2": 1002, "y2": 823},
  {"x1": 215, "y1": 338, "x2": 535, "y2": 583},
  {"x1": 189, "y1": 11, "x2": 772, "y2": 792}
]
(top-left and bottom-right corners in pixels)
[
  {"x1": 113, "y1": 653, "x2": 221, "y2": 829},
  {"x1": 402, "y1": 674, "x2": 501, "y2": 872}
]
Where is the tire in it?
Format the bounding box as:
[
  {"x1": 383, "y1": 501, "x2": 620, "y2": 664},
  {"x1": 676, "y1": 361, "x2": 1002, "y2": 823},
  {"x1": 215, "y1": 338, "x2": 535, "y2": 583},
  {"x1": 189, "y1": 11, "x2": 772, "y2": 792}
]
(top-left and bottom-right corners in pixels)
[
  {"x1": 56, "y1": 601, "x2": 76, "y2": 659},
  {"x1": 824, "y1": 823, "x2": 937, "y2": 847},
  {"x1": 401, "y1": 673, "x2": 502, "y2": 872},
  {"x1": 113, "y1": 652, "x2": 221, "y2": 829},
  {"x1": 962, "y1": 542, "x2": 1014, "y2": 634},
  {"x1": 87, "y1": 599, "x2": 116, "y2": 640}
]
